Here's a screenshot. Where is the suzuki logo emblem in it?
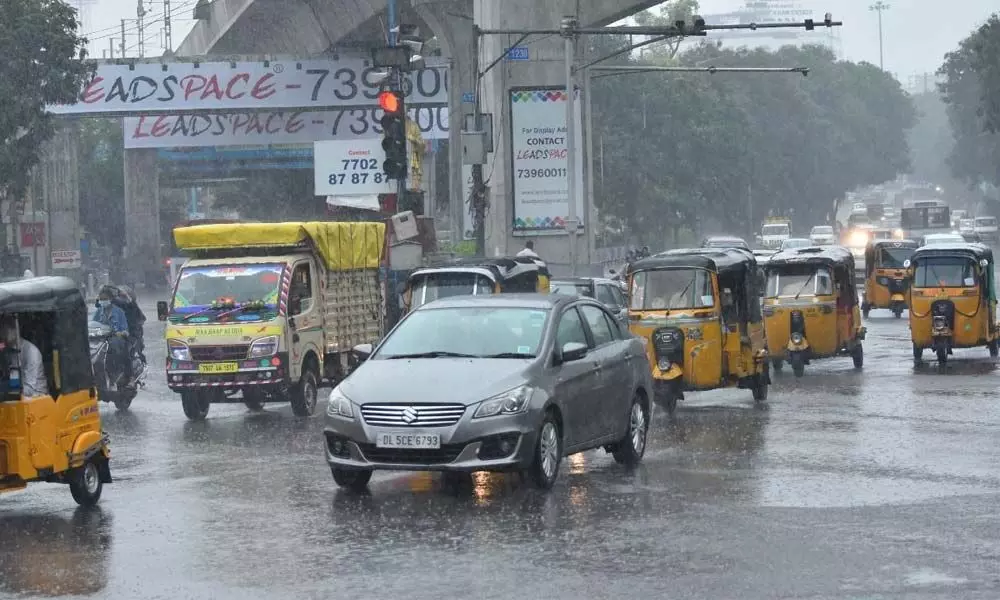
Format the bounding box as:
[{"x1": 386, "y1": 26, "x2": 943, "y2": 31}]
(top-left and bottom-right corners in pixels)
[{"x1": 401, "y1": 407, "x2": 418, "y2": 424}]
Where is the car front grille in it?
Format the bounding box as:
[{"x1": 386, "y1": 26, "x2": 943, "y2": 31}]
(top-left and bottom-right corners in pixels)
[
  {"x1": 357, "y1": 443, "x2": 466, "y2": 464},
  {"x1": 360, "y1": 403, "x2": 466, "y2": 427},
  {"x1": 190, "y1": 345, "x2": 250, "y2": 361}
]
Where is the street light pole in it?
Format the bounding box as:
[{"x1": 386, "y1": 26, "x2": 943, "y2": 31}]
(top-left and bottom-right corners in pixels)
[
  {"x1": 563, "y1": 16, "x2": 578, "y2": 275},
  {"x1": 870, "y1": 1, "x2": 889, "y2": 70}
]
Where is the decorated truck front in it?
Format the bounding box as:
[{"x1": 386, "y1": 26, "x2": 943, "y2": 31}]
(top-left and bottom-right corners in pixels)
[{"x1": 158, "y1": 222, "x2": 385, "y2": 421}]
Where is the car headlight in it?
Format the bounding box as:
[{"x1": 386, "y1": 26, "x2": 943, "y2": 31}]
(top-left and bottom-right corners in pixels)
[
  {"x1": 167, "y1": 339, "x2": 191, "y2": 361},
  {"x1": 249, "y1": 335, "x2": 279, "y2": 358},
  {"x1": 326, "y1": 387, "x2": 354, "y2": 419},
  {"x1": 473, "y1": 385, "x2": 534, "y2": 419}
]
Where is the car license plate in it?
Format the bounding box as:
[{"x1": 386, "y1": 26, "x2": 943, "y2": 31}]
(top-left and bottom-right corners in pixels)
[
  {"x1": 198, "y1": 362, "x2": 238, "y2": 374},
  {"x1": 375, "y1": 432, "x2": 441, "y2": 449}
]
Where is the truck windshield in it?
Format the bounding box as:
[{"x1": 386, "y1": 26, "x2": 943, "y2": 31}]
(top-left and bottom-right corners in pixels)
[
  {"x1": 630, "y1": 268, "x2": 714, "y2": 310},
  {"x1": 410, "y1": 272, "x2": 496, "y2": 308},
  {"x1": 762, "y1": 225, "x2": 790, "y2": 236},
  {"x1": 173, "y1": 264, "x2": 283, "y2": 314}
]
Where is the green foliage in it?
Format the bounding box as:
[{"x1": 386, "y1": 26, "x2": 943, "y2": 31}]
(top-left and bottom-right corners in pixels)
[
  {"x1": 590, "y1": 42, "x2": 915, "y2": 240},
  {"x1": 937, "y1": 14, "x2": 1000, "y2": 187},
  {"x1": 633, "y1": 0, "x2": 701, "y2": 59},
  {"x1": 0, "y1": 0, "x2": 91, "y2": 201}
]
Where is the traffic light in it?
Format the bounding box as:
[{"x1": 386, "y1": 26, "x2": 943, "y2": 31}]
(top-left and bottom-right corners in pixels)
[{"x1": 379, "y1": 90, "x2": 407, "y2": 181}]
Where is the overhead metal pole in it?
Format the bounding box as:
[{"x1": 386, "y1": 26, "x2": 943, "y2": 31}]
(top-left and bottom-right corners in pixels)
[
  {"x1": 563, "y1": 16, "x2": 579, "y2": 275},
  {"x1": 471, "y1": 26, "x2": 485, "y2": 255},
  {"x1": 583, "y1": 66, "x2": 596, "y2": 268},
  {"x1": 869, "y1": 2, "x2": 889, "y2": 70}
]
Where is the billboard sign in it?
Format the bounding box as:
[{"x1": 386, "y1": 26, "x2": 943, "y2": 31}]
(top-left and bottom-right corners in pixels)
[
  {"x1": 48, "y1": 58, "x2": 448, "y2": 115},
  {"x1": 314, "y1": 139, "x2": 395, "y2": 197}
]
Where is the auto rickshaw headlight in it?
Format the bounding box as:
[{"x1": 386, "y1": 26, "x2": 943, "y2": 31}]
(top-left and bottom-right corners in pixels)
[
  {"x1": 790, "y1": 332, "x2": 805, "y2": 344},
  {"x1": 657, "y1": 358, "x2": 672, "y2": 370},
  {"x1": 249, "y1": 335, "x2": 279, "y2": 358},
  {"x1": 877, "y1": 276, "x2": 890, "y2": 286},
  {"x1": 167, "y1": 339, "x2": 191, "y2": 361}
]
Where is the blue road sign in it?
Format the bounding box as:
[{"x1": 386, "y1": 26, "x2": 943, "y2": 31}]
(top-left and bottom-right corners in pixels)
[{"x1": 506, "y1": 47, "x2": 529, "y2": 61}]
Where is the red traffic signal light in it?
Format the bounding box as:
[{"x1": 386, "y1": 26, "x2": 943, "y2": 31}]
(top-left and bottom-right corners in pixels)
[{"x1": 378, "y1": 91, "x2": 403, "y2": 115}]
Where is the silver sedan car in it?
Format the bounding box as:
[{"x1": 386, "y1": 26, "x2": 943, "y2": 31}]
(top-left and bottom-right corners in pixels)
[{"x1": 324, "y1": 294, "x2": 654, "y2": 491}]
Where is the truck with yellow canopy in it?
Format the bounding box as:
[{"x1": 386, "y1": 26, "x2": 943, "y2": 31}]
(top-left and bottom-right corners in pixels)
[{"x1": 156, "y1": 222, "x2": 385, "y2": 420}]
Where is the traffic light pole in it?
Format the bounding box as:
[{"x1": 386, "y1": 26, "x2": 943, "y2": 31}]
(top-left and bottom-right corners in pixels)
[
  {"x1": 386, "y1": 0, "x2": 407, "y2": 202},
  {"x1": 471, "y1": 27, "x2": 486, "y2": 255},
  {"x1": 563, "y1": 18, "x2": 579, "y2": 275}
]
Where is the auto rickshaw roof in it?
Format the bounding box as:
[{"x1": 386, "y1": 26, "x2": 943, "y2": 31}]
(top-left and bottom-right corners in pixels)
[
  {"x1": 0, "y1": 276, "x2": 84, "y2": 312},
  {"x1": 766, "y1": 246, "x2": 855, "y2": 271},
  {"x1": 911, "y1": 242, "x2": 994, "y2": 262},
  {"x1": 412, "y1": 256, "x2": 550, "y2": 280},
  {"x1": 867, "y1": 239, "x2": 920, "y2": 250},
  {"x1": 630, "y1": 248, "x2": 756, "y2": 277}
]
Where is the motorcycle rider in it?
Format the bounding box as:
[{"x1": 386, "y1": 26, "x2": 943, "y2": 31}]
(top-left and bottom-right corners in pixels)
[{"x1": 94, "y1": 286, "x2": 132, "y2": 388}]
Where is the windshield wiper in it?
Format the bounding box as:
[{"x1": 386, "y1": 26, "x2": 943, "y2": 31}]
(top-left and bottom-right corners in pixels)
[
  {"x1": 215, "y1": 301, "x2": 268, "y2": 321},
  {"x1": 384, "y1": 351, "x2": 479, "y2": 359},
  {"x1": 179, "y1": 306, "x2": 222, "y2": 322},
  {"x1": 669, "y1": 276, "x2": 697, "y2": 309},
  {"x1": 481, "y1": 352, "x2": 536, "y2": 359},
  {"x1": 793, "y1": 272, "x2": 816, "y2": 300}
]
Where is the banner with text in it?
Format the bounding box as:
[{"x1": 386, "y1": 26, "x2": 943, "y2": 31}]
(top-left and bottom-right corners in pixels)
[
  {"x1": 314, "y1": 139, "x2": 394, "y2": 197},
  {"x1": 49, "y1": 58, "x2": 448, "y2": 115},
  {"x1": 124, "y1": 106, "x2": 448, "y2": 148},
  {"x1": 509, "y1": 88, "x2": 584, "y2": 233}
]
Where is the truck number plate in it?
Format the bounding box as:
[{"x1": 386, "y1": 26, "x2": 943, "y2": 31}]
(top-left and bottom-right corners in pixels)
[{"x1": 198, "y1": 362, "x2": 238, "y2": 374}]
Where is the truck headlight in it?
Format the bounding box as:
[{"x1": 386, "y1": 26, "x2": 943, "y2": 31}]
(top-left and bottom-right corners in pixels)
[
  {"x1": 167, "y1": 339, "x2": 191, "y2": 361},
  {"x1": 326, "y1": 387, "x2": 354, "y2": 419},
  {"x1": 249, "y1": 335, "x2": 279, "y2": 358},
  {"x1": 473, "y1": 385, "x2": 533, "y2": 418}
]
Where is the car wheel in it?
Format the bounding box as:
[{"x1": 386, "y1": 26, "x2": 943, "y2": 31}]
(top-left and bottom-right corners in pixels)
[
  {"x1": 290, "y1": 366, "x2": 319, "y2": 417},
  {"x1": 612, "y1": 394, "x2": 648, "y2": 466},
  {"x1": 69, "y1": 459, "x2": 104, "y2": 507},
  {"x1": 527, "y1": 414, "x2": 561, "y2": 490},
  {"x1": 181, "y1": 390, "x2": 211, "y2": 421},
  {"x1": 331, "y1": 467, "x2": 372, "y2": 491},
  {"x1": 852, "y1": 343, "x2": 864, "y2": 369},
  {"x1": 243, "y1": 388, "x2": 266, "y2": 411},
  {"x1": 790, "y1": 352, "x2": 805, "y2": 378}
]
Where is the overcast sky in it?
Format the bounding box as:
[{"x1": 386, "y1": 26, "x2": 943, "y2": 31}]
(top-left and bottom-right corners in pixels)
[{"x1": 80, "y1": 0, "x2": 997, "y2": 79}]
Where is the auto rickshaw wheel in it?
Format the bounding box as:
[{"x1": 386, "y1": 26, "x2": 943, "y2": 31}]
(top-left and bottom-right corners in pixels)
[
  {"x1": 772, "y1": 358, "x2": 784, "y2": 371},
  {"x1": 862, "y1": 305, "x2": 870, "y2": 319},
  {"x1": 989, "y1": 339, "x2": 999, "y2": 358},
  {"x1": 654, "y1": 390, "x2": 678, "y2": 415},
  {"x1": 69, "y1": 459, "x2": 104, "y2": 507},
  {"x1": 935, "y1": 346, "x2": 948, "y2": 364},
  {"x1": 181, "y1": 390, "x2": 212, "y2": 421},
  {"x1": 892, "y1": 306, "x2": 903, "y2": 319},
  {"x1": 852, "y1": 343, "x2": 864, "y2": 369},
  {"x1": 912, "y1": 344, "x2": 923, "y2": 363},
  {"x1": 751, "y1": 369, "x2": 769, "y2": 404},
  {"x1": 790, "y1": 352, "x2": 805, "y2": 377}
]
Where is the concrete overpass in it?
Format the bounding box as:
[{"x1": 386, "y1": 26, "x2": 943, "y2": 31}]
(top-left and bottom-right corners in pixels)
[{"x1": 171, "y1": 0, "x2": 661, "y2": 272}]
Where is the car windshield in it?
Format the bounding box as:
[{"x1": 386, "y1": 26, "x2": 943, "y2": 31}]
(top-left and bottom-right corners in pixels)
[
  {"x1": 975, "y1": 217, "x2": 996, "y2": 227},
  {"x1": 811, "y1": 227, "x2": 833, "y2": 235},
  {"x1": 781, "y1": 239, "x2": 811, "y2": 249},
  {"x1": 914, "y1": 257, "x2": 977, "y2": 288},
  {"x1": 924, "y1": 234, "x2": 964, "y2": 244},
  {"x1": 878, "y1": 247, "x2": 913, "y2": 268},
  {"x1": 550, "y1": 281, "x2": 593, "y2": 297},
  {"x1": 705, "y1": 238, "x2": 747, "y2": 249},
  {"x1": 410, "y1": 272, "x2": 496, "y2": 308},
  {"x1": 172, "y1": 263, "x2": 282, "y2": 316},
  {"x1": 765, "y1": 268, "x2": 833, "y2": 298},
  {"x1": 375, "y1": 306, "x2": 549, "y2": 359},
  {"x1": 630, "y1": 268, "x2": 714, "y2": 310},
  {"x1": 960, "y1": 219, "x2": 975, "y2": 229},
  {"x1": 762, "y1": 224, "x2": 790, "y2": 236}
]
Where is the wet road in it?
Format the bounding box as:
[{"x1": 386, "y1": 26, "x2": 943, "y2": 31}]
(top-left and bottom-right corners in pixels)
[{"x1": 2, "y1": 306, "x2": 999, "y2": 599}]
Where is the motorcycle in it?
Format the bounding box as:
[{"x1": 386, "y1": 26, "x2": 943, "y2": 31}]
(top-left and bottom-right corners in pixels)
[{"x1": 89, "y1": 320, "x2": 147, "y2": 410}]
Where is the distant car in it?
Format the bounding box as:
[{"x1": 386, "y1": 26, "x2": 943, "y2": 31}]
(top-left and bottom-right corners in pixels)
[
  {"x1": 851, "y1": 202, "x2": 867, "y2": 215},
  {"x1": 701, "y1": 236, "x2": 750, "y2": 250},
  {"x1": 323, "y1": 294, "x2": 654, "y2": 490},
  {"x1": 921, "y1": 233, "x2": 967, "y2": 245},
  {"x1": 958, "y1": 218, "x2": 976, "y2": 234},
  {"x1": 809, "y1": 226, "x2": 836, "y2": 245},
  {"x1": 551, "y1": 277, "x2": 629, "y2": 325},
  {"x1": 974, "y1": 216, "x2": 998, "y2": 242},
  {"x1": 779, "y1": 238, "x2": 813, "y2": 251}
]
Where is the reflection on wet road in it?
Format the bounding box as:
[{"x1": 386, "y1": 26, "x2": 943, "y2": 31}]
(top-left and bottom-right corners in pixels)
[{"x1": 2, "y1": 311, "x2": 999, "y2": 599}]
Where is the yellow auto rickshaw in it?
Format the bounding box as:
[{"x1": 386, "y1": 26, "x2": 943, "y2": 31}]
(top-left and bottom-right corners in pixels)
[
  {"x1": 0, "y1": 277, "x2": 111, "y2": 506},
  {"x1": 403, "y1": 256, "x2": 550, "y2": 312},
  {"x1": 906, "y1": 242, "x2": 997, "y2": 364},
  {"x1": 763, "y1": 246, "x2": 866, "y2": 377},
  {"x1": 862, "y1": 239, "x2": 919, "y2": 318},
  {"x1": 628, "y1": 248, "x2": 769, "y2": 413}
]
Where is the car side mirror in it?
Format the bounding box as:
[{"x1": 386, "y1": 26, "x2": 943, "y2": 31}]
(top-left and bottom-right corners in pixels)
[
  {"x1": 352, "y1": 343, "x2": 373, "y2": 361},
  {"x1": 559, "y1": 342, "x2": 588, "y2": 363},
  {"x1": 156, "y1": 301, "x2": 168, "y2": 321}
]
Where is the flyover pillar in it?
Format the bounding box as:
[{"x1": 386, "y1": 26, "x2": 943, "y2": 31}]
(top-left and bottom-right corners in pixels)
[
  {"x1": 123, "y1": 149, "x2": 161, "y2": 288},
  {"x1": 33, "y1": 125, "x2": 82, "y2": 279}
]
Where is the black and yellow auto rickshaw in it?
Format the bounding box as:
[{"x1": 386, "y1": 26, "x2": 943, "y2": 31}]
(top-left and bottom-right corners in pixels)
[
  {"x1": 403, "y1": 256, "x2": 551, "y2": 312},
  {"x1": 862, "y1": 239, "x2": 920, "y2": 318},
  {"x1": 906, "y1": 242, "x2": 997, "y2": 364},
  {"x1": 0, "y1": 277, "x2": 111, "y2": 506},
  {"x1": 763, "y1": 246, "x2": 866, "y2": 377},
  {"x1": 627, "y1": 248, "x2": 769, "y2": 413}
]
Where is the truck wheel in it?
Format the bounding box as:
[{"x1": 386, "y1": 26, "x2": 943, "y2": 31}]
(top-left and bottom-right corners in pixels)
[
  {"x1": 243, "y1": 388, "x2": 266, "y2": 411},
  {"x1": 290, "y1": 366, "x2": 319, "y2": 417},
  {"x1": 181, "y1": 390, "x2": 211, "y2": 421},
  {"x1": 69, "y1": 459, "x2": 104, "y2": 507}
]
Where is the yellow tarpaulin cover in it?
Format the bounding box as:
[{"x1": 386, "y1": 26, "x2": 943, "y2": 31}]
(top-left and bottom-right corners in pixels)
[{"x1": 173, "y1": 221, "x2": 385, "y2": 270}]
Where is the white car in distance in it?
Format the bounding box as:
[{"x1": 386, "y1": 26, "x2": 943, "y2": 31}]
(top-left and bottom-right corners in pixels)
[{"x1": 809, "y1": 226, "x2": 836, "y2": 245}]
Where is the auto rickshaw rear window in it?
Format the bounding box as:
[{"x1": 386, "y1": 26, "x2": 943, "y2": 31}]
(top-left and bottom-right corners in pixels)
[
  {"x1": 765, "y1": 268, "x2": 833, "y2": 298},
  {"x1": 410, "y1": 272, "x2": 495, "y2": 308},
  {"x1": 878, "y1": 247, "x2": 911, "y2": 268},
  {"x1": 914, "y1": 258, "x2": 977, "y2": 288},
  {"x1": 630, "y1": 269, "x2": 714, "y2": 310}
]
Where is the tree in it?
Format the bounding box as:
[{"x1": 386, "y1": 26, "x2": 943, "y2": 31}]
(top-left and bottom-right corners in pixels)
[
  {"x1": 0, "y1": 0, "x2": 91, "y2": 202},
  {"x1": 938, "y1": 14, "x2": 1000, "y2": 188},
  {"x1": 633, "y1": 0, "x2": 702, "y2": 59}
]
